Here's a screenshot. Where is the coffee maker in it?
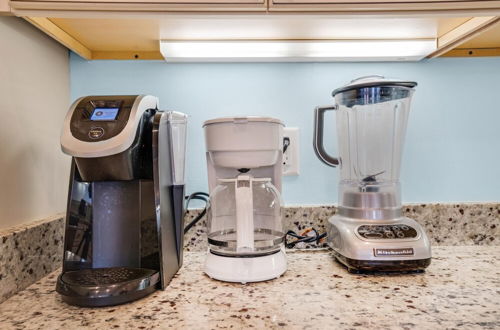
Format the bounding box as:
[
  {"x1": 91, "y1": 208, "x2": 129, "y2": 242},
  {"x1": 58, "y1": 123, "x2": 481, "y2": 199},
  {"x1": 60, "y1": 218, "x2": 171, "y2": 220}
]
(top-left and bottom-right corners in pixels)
[
  {"x1": 58, "y1": 95, "x2": 187, "y2": 306},
  {"x1": 314, "y1": 76, "x2": 431, "y2": 272},
  {"x1": 203, "y1": 117, "x2": 287, "y2": 283}
]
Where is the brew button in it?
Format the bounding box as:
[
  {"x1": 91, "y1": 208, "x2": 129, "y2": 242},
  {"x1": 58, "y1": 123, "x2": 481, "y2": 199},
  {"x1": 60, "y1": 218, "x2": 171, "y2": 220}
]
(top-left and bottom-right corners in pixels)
[{"x1": 89, "y1": 127, "x2": 105, "y2": 139}]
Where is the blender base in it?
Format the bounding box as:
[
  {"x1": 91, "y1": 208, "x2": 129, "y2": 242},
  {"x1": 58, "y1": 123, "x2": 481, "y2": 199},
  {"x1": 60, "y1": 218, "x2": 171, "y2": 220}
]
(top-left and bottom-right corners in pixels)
[
  {"x1": 327, "y1": 215, "x2": 432, "y2": 273},
  {"x1": 204, "y1": 248, "x2": 287, "y2": 284},
  {"x1": 331, "y1": 250, "x2": 431, "y2": 273}
]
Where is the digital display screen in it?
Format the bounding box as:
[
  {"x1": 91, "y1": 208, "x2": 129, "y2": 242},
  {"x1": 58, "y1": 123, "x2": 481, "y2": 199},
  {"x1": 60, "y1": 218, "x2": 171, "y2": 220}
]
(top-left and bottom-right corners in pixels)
[{"x1": 90, "y1": 107, "x2": 120, "y2": 121}]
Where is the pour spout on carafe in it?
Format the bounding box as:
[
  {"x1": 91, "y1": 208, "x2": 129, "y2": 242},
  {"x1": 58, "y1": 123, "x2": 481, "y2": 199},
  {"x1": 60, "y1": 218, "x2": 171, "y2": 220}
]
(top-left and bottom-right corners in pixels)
[{"x1": 235, "y1": 174, "x2": 255, "y2": 252}]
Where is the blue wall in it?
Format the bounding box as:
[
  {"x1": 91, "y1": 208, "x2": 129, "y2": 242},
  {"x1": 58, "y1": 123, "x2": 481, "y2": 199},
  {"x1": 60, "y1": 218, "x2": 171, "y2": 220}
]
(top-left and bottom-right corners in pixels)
[{"x1": 70, "y1": 53, "x2": 500, "y2": 204}]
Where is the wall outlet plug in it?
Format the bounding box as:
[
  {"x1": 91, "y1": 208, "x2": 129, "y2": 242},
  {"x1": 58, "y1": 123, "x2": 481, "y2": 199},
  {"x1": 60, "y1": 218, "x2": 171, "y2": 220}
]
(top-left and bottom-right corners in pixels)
[{"x1": 283, "y1": 127, "x2": 299, "y2": 176}]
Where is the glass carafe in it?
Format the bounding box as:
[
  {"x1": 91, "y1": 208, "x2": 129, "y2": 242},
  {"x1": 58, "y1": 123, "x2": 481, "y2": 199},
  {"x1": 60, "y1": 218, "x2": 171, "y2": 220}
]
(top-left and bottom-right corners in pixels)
[
  {"x1": 314, "y1": 76, "x2": 417, "y2": 218},
  {"x1": 207, "y1": 175, "x2": 284, "y2": 257}
]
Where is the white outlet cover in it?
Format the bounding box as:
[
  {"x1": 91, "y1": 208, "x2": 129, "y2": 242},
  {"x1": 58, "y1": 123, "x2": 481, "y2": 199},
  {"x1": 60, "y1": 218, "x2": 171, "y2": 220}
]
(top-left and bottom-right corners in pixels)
[{"x1": 283, "y1": 127, "x2": 300, "y2": 176}]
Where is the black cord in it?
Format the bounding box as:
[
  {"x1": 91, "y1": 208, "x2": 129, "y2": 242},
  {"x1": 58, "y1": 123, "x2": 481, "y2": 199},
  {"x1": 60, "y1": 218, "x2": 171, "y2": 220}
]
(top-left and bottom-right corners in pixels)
[
  {"x1": 183, "y1": 192, "x2": 209, "y2": 234},
  {"x1": 182, "y1": 192, "x2": 327, "y2": 249},
  {"x1": 285, "y1": 228, "x2": 327, "y2": 248}
]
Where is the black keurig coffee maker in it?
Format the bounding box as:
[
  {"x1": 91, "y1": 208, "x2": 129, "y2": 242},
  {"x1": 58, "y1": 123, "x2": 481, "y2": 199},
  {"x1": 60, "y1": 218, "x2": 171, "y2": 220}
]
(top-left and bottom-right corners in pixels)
[{"x1": 58, "y1": 95, "x2": 187, "y2": 307}]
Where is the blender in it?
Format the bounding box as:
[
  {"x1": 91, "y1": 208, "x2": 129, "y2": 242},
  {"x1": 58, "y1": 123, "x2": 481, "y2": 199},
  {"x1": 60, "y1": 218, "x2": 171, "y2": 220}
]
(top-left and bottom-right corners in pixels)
[
  {"x1": 203, "y1": 117, "x2": 287, "y2": 283},
  {"x1": 313, "y1": 76, "x2": 431, "y2": 272}
]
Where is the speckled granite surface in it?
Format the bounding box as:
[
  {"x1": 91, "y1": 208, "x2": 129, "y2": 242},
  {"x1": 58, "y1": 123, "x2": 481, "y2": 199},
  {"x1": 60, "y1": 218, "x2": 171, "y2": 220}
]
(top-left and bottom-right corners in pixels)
[
  {"x1": 0, "y1": 214, "x2": 64, "y2": 304},
  {"x1": 184, "y1": 203, "x2": 500, "y2": 251},
  {"x1": 1, "y1": 203, "x2": 498, "y2": 304},
  {"x1": 0, "y1": 247, "x2": 498, "y2": 329}
]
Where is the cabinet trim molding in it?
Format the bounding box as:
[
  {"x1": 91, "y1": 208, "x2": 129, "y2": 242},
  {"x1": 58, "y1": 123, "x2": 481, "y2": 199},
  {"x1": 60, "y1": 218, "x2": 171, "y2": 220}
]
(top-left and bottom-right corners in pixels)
[
  {"x1": 428, "y1": 16, "x2": 500, "y2": 58},
  {"x1": 442, "y1": 47, "x2": 500, "y2": 57},
  {"x1": 24, "y1": 17, "x2": 92, "y2": 59}
]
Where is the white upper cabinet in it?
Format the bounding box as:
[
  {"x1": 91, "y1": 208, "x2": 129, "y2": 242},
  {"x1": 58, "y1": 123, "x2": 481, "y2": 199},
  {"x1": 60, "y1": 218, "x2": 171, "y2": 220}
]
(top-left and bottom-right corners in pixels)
[
  {"x1": 8, "y1": 0, "x2": 500, "y2": 61},
  {"x1": 269, "y1": 0, "x2": 500, "y2": 13},
  {"x1": 10, "y1": 0, "x2": 500, "y2": 14},
  {"x1": 1, "y1": 0, "x2": 11, "y2": 12},
  {"x1": 10, "y1": 0, "x2": 268, "y2": 13}
]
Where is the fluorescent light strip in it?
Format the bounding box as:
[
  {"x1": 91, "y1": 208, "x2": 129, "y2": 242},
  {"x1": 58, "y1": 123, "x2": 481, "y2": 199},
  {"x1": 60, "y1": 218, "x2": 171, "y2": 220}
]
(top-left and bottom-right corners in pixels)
[{"x1": 160, "y1": 40, "x2": 436, "y2": 62}]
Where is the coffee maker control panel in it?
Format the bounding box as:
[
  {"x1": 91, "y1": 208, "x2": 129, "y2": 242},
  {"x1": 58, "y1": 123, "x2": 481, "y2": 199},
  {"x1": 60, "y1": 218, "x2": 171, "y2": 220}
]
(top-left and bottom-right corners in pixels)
[
  {"x1": 357, "y1": 224, "x2": 418, "y2": 240},
  {"x1": 61, "y1": 95, "x2": 158, "y2": 159},
  {"x1": 69, "y1": 96, "x2": 138, "y2": 142}
]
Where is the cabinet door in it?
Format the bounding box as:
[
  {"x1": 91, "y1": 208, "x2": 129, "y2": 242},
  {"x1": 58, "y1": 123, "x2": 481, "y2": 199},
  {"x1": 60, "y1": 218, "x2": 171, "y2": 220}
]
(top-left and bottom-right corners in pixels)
[
  {"x1": 269, "y1": 0, "x2": 500, "y2": 13},
  {"x1": 0, "y1": 0, "x2": 10, "y2": 12},
  {"x1": 35, "y1": 0, "x2": 264, "y2": 3},
  {"x1": 10, "y1": 0, "x2": 267, "y2": 13}
]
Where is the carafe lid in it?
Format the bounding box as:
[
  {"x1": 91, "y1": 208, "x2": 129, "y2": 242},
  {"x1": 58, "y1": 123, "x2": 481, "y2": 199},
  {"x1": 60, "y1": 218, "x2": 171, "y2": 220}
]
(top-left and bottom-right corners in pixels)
[
  {"x1": 332, "y1": 75, "x2": 417, "y2": 97},
  {"x1": 203, "y1": 116, "x2": 283, "y2": 127},
  {"x1": 217, "y1": 177, "x2": 271, "y2": 183}
]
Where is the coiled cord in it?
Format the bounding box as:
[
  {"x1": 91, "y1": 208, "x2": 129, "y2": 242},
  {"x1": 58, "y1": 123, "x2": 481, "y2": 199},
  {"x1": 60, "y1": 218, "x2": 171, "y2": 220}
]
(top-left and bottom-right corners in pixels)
[
  {"x1": 285, "y1": 228, "x2": 327, "y2": 248},
  {"x1": 183, "y1": 192, "x2": 328, "y2": 250},
  {"x1": 184, "y1": 192, "x2": 209, "y2": 234}
]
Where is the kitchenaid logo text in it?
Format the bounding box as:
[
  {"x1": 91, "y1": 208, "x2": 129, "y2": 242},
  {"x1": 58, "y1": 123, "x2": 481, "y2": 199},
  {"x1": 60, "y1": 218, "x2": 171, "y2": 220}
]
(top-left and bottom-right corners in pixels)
[{"x1": 374, "y1": 248, "x2": 414, "y2": 256}]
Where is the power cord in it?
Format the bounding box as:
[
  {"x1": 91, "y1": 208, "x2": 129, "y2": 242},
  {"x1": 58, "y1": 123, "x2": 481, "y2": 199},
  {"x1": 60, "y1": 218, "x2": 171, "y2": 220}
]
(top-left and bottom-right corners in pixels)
[
  {"x1": 285, "y1": 228, "x2": 327, "y2": 248},
  {"x1": 184, "y1": 192, "x2": 209, "y2": 234},
  {"x1": 182, "y1": 192, "x2": 328, "y2": 250}
]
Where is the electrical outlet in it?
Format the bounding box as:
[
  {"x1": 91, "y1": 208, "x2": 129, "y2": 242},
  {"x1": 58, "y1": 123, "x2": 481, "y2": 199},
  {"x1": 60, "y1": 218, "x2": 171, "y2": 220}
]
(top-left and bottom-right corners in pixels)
[{"x1": 283, "y1": 127, "x2": 299, "y2": 176}]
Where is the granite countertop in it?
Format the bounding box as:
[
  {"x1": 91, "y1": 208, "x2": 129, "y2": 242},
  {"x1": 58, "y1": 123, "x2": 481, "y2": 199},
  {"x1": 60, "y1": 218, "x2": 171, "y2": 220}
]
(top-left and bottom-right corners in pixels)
[{"x1": 1, "y1": 246, "x2": 499, "y2": 330}]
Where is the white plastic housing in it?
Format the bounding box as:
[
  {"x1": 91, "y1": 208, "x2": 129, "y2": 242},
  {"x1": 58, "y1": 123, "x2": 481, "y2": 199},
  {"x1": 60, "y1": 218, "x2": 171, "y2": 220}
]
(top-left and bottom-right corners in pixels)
[
  {"x1": 203, "y1": 116, "x2": 287, "y2": 284},
  {"x1": 205, "y1": 249, "x2": 287, "y2": 284},
  {"x1": 203, "y1": 117, "x2": 284, "y2": 169}
]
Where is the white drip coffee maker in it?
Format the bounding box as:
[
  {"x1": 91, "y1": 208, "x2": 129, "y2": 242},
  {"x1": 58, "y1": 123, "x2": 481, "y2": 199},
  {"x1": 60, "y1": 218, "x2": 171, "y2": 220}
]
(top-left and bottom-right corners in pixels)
[{"x1": 203, "y1": 117, "x2": 287, "y2": 283}]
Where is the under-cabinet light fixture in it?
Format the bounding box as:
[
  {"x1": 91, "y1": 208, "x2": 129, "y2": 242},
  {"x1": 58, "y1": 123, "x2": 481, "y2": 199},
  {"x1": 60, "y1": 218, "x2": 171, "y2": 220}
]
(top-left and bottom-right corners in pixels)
[{"x1": 159, "y1": 39, "x2": 436, "y2": 62}]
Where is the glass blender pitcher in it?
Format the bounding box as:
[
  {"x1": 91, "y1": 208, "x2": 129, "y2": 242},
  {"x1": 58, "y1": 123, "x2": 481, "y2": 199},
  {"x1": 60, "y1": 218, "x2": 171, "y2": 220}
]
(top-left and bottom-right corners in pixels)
[{"x1": 314, "y1": 75, "x2": 431, "y2": 272}]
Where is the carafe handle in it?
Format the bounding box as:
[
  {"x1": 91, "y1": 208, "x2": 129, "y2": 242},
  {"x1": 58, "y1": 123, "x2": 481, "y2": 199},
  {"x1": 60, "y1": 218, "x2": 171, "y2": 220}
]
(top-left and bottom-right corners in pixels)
[
  {"x1": 313, "y1": 105, "x2": 339, "y2": 167},
  {"x1": 235, "y1": 175, "x2": 255, "y2": 252}
]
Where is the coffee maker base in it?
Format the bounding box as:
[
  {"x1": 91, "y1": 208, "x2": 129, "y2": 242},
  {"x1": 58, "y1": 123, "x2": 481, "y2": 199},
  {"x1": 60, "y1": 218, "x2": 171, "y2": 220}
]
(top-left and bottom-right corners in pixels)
[
  {"x1": 56, "y1": 267, "x2": 160, "y2": 307},
  {"x1": 204, "y1": 249, "x2": 287, "y2": 284}
]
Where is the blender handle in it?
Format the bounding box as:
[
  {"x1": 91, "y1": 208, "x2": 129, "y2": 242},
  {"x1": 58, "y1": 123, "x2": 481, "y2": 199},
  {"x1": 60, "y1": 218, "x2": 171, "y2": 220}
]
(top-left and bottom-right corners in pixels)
[{"x1": 313, "y1": 105, "x2": 339, "y2": 167}]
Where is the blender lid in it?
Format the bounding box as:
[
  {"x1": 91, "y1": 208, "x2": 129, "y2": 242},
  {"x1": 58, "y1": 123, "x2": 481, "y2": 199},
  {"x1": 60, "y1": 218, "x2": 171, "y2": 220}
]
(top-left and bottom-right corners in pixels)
[
  {"x1": 332, "y1": 75, "x2": 417, "y2": 97},
  {"x1": 203, "y1": 116, "x2": 284, "y2": 127}
]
